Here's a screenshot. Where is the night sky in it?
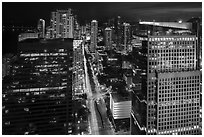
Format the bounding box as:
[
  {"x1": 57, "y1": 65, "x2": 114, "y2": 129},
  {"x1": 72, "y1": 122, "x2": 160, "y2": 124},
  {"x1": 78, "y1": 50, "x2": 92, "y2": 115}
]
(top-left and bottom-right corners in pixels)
[{"x1": 2, "y1": 2, "x2": 202, "y2": 26}]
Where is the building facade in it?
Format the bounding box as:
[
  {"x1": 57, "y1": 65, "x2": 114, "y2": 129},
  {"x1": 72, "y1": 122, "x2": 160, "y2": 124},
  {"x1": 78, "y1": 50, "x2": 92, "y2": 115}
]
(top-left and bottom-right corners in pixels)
[
  {"x1": 115, "y1": 16, "x2": 122, "y2": 51},
  {"x1": 50, "y1": 9, "x2": 74, "y2": 39},
  {"x1": 131, "y1": 22, "x2": 201, "y2": 135},
  {"x1": 122, "y1": 23, "x2": 131, "y2": 52},
  {"x1": 72, "y1": 40, "x2": 85, "y2": 99},
  {"x1": 90, "y1": 20, "x2": 98, "y2": 53},
  {"x1": 105, "y1": 27, "x2": 112, "y2": 50},
  {"x1": 2, "y1": 38, "x2": 73, "y2": 135},
  {"x1": 18, "y1": 32, "x2": 39, "y2": 42},
  {"x1": 37, "y1": 19, "x2": 45, "y2": 38},
  {"x1": 146, "y1": 35, "x2": 201, "y2": 135},
  {"x1": 110, "y1": 93, "x2": 131, "y2": 120}
]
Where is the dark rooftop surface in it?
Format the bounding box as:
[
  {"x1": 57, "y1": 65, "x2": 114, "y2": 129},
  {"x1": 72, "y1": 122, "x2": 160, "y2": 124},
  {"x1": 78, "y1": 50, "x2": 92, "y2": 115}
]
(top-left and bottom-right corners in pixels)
[{"x1": 18, "y1": 38, "x2": 73, "y2": 51}]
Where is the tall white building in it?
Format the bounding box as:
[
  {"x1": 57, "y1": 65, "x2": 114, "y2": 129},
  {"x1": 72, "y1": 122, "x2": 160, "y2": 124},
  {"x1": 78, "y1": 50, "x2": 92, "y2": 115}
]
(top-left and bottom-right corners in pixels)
[
  {"x1": 90, "y1": 20, "x2": 98, "y2": 53},
  {"x1": 122, "y1": 23, "x2": 131, "y2": 52},
  {"x1": 105, "y1": 27, "x2": 112, "y2": 50},
  {"x1": 50, "y1": 9, "x2": 74, "y2": 38},
  {"x1": 37, "y1": 19, "x2": 45, "y2": 38}
]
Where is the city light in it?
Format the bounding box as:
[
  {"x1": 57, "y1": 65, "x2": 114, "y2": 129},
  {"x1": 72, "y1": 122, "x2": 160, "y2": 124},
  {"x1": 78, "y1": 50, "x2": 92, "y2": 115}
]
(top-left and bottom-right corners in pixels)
[{"x1": 2, "y1": 2, "x2": 202, "y2": 135}]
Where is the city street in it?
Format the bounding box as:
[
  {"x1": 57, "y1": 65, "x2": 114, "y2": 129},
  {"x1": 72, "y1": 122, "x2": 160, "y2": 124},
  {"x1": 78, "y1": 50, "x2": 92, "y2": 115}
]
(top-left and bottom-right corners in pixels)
[
  {"x1": 83, "y1": 49, "x2": 99, "y2": 135},
  {"x1": 84, "y1": 46, "x2": 114, "y2": 135},
  {"x1": 87, "y1": 53, "x2": 115, "y2": 135}
]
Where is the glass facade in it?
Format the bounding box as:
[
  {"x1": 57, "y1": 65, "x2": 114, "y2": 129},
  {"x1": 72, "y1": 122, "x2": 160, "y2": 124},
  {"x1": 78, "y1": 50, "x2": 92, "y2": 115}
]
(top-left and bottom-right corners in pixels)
[
  {"x1": 2, "y1": 39, "x2": 73, "y2": 135},
  {"x1": 146, "y1": 35, "x2": 201, "y2": 135}
]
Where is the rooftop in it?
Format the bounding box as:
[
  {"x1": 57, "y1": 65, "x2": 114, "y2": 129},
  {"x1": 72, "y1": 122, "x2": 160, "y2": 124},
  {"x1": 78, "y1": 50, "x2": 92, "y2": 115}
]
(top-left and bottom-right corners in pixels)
[
  {"x1": 18, "y1": 38, "x2": 73, "y2": 51},
  {"x1": 111, "y1": 92, "x2": 130, "y2": 103},
  {"x1": 139, "y1": 21, "x2": 192, "y2": 30}
]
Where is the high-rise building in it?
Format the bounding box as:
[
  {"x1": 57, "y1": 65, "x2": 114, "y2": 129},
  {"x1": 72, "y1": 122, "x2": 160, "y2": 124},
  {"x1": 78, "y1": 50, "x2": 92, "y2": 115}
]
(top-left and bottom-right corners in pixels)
[
  {"x1": 37, "y1": 19, "x2": 45, "y2": 38},
  {"x1": 2, "y1": 38, "x2": 73, "y2": 135},
  {"x1": 104, "y1": 27, "x2": 112, "y2": 50},
  {"x1": 146, "y1": 35, "x2": 201, "y2": 135},
  {"x1": 122, "y1": 23, "x2": 131, "y2": 52},
  {"x1": 50, "y1": 9, "x2": 74, "y2": 38},
  {"x1": 115, "y1": 16, "x2": 122, "y2": 51},
  {"x1": 90, "y1": 20, "x2": 98, "y2": 53},
  {"x1": 73, "y1": 16, "x2": 81, "y2": 39},
  {"x1": 131, "y1": 22, "x2": 201, "y2": 135}
]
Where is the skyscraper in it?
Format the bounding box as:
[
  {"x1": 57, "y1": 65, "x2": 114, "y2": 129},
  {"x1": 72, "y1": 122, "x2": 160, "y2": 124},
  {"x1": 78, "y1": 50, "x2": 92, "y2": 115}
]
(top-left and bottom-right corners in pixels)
[
  {"x1": 131, "y1": 22, "x2": 201, "y2": 135},
  {"x1": 115, "y1": 16, "x2": 122, "y2": 51},
  {"x1": 37, "y1": 19, "x2": 45, "y2": 38},
  {"x1": 90, "y1": 20, "x2": 98, "y2": 53},
  {"x1": 2, "y1": 38, "x2": 73, "y2": 135},
  {"x1": 147, "y1": 35, "x2": 201, "y2": 135},
  {"x1": 122, "y1": 23, "x2": 131, "y2": 52},
  {"x1": 105, "y1": 27, "x2": 112, "y2": 50},
  {"x1": 50, "y1": 9, "x2": 74, "y2": 38}
]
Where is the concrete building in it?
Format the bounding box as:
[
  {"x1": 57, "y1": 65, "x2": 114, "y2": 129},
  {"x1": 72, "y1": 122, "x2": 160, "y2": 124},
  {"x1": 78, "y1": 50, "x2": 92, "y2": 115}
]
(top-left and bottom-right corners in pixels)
[
  {"x1": 50, "y1": 9, "x2": 74, "y2": 38},
  {"x1": 90, "y1": 20, "x2": 98, "y2": 53},
  {"x1": 105, "y1": 27, "x2": 112, "y2": 50},
  {"x1": 122, "y1": 23, "x2": 131, "y2": 52},
  {"x1": 131, "y1": 22, "x2": 201, "y2": 135},
  {"x1": 110, "y1": 93, "x2": 131, "y2": 120},
  {"x1": 115, "y1": 16, "x2": 122, "y2": 51},
  {"x1": 147, "y1": 35, "x2": 200, "y2": 135},
  {"x1": 37, "y1": 19, "x2": 45, "y2": 38}
]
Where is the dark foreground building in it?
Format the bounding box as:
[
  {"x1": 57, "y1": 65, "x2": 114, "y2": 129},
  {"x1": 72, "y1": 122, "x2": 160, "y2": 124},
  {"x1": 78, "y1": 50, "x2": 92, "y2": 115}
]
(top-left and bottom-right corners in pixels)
[{"x1": 2, "y1": 38, "x2": 73, "y2": 135}]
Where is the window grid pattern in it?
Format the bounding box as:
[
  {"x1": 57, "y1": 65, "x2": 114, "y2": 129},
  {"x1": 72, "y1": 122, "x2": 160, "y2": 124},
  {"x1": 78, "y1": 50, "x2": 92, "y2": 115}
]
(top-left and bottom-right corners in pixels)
[
  {"x1": 148, "y1": 36, "x2": 196, "y2": 73},
  {"x1": 147, "y1": 35, "x2": 200, "y2": 135},
  {"x1": 157, "y1": 74, "x2": 200, "y2": 135}
]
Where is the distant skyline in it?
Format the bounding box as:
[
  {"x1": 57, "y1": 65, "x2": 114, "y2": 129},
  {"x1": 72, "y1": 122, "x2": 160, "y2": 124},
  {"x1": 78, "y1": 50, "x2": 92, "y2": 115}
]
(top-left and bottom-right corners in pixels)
[{"x1": 2, "y1": 2, "x2": 202, "y2": 26}]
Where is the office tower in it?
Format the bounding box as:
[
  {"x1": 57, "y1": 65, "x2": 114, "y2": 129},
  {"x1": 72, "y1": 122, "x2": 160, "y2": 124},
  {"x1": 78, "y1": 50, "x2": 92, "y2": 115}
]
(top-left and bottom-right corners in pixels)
[
  {"x1": 131, "y1": 22, "x2": 201, "y2": 135},
  {"x1": 115, "y1": 16, "x2": 122, "y2": 51},
  {"x1": 122, "y1": 23, "x2": 131, "y2": 52},
  {"x1": 50, "y1": 9, "x2": 74, "y2": 38},
  {"x1": 73, "y1": 21, "x2": 81, "y2": 39},
  {"x1": 105, "y1": 27, "x2": 112, "y2": 50},
  {"x1": 147, "y1": 35, "x2": 200, "y2": 135},
  {"x1": 73, "y1": 16, "x2": 81, "y2": 39},
  {"x1": 90, "y1": 20, "x2": 98, "y2": 53},
  {"x1": 37, "y1": 19, "x2": 45, "y2": 38},
  {"x1": 2, "y1": 38, "x2": 73, "y2": 135}
]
